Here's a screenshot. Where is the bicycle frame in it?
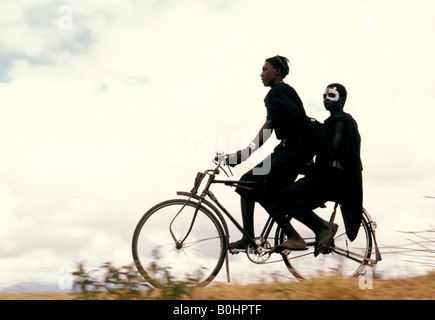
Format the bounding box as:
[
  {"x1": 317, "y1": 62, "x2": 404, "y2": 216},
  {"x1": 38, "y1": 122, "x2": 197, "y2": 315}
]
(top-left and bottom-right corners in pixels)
[
  {"x1": 173, "y1": 158, "x2": 277, "y2": 283},
  {"x1": 172, "y1": 156, "x2": 382, "y2": 282},
  {"x1": 179, "y1": 160, "x2": 276, "y2": 248}
]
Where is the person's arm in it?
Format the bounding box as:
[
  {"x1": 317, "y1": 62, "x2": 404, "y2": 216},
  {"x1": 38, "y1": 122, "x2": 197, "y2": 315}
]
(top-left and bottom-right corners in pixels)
[
  {"x1": 248, "y1": 119, "x2": 273, "y2": 155},
  {"x1": 330, "y1": 120, "x2": 344, "y2": 158},
  {"x1": 227, "y1": 119, "x2": 273, "y2": 166}
]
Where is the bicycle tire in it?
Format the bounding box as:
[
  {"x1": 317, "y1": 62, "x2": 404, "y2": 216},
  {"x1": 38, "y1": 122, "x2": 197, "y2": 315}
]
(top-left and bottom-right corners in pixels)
[
  {"x1": 132, "y1": 199, "x2": 227, "y2": 288},
  {"x1": 277, "y1": 211, "x2": 373, "y2": 280}
]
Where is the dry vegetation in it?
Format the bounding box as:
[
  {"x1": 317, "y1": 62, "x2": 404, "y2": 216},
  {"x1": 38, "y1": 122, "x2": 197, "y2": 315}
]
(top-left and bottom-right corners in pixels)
[
  {"x1": 2, "y1": 228, "x2": 434, "y2": 300},
  {"x1": 1, "y1": 271, "x2": 434, "y2": 300},
  {"x1": 191, "y1": 272, "x2": 435, "y2": 300}
]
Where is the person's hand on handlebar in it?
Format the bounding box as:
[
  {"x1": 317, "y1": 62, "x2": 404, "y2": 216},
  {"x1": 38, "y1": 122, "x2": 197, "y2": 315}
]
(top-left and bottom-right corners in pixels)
[
  {"x1": 225, "y1": 142, "x2": 257, "y2": 167},
  {"x1": 220, "y1": 120, "x2": 272, "y2": 168},
  {"x1": 225, "y1": 149, "x2": 245, "y2": 167}
]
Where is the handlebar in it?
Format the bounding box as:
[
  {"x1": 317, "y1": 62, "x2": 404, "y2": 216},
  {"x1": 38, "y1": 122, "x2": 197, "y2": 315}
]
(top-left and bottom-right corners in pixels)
[
  {"x1": 213, "y1": 151, "x2": 233, "y2": 176},
  {"x1": 190, "y1": 152, "x2": 234, "y2": 194}
]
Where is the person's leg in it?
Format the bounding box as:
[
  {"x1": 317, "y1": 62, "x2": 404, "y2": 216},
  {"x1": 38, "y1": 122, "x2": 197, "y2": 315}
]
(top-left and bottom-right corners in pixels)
[
  {"x1": 290, "y1": 209, "x2": 338, "y2": 256},
  {"x1": 228, "y1": 196, "x2": 255, "y2": 249},
  {"x1": 230, "y1": 149, "x2": 283, "y2": 250},
  {"x1": 291, "y1": 209, "x2": 328, "y2": 235},
  {"x1": 281, "y1": 168, "x2": 340, "y2": 255},
  {"x1": 230, "y1": 157, "x2": 268, "y2": 250},
  {"x1": 254, "y1": 147, "x2": 308, "y2": 250},
  {"x1": 265, "y1": 205, "x2": 307, "y2": 251},
  {"x1": 240, "y1": 195, "x2": 255, "y2": 240}
]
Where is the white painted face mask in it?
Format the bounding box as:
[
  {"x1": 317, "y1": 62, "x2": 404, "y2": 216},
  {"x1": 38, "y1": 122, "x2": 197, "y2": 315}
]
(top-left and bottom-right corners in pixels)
[{"x1": 323, "y1": 87, "x2": 340, "y2": 102}]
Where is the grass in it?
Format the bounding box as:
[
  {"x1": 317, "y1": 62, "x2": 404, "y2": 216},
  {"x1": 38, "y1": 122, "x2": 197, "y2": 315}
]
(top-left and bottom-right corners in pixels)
[{"x1": 1, "y1": 271, "x2": 434, "y2": 300}]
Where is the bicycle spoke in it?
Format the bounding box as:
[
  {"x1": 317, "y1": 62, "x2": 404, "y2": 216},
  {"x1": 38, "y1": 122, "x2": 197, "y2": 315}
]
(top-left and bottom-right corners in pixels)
[
  {"x1": 334, "y1": 231, "x2": 347, "y2": 239},
  {"x1": 285, "y1": 251, "x2": 313, "y2": 260},
  {"x1": 182, "y1": 236, "x2": 222, "y2": 248}
]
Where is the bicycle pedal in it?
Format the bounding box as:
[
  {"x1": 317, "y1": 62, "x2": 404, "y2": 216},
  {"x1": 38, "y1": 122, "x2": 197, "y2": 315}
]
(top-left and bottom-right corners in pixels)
[
  {"x1": 273, "y1": 247, "x2": 291, "y2": 254},
  {"x1": 229, "y1": 248, "x2": 246, "y2": 254}
]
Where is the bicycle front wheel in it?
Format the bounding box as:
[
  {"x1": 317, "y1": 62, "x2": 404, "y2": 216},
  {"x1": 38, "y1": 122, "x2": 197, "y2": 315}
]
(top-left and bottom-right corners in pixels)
[{"x1": 132, "y1": 199, "x2": 226, "y2": 288}]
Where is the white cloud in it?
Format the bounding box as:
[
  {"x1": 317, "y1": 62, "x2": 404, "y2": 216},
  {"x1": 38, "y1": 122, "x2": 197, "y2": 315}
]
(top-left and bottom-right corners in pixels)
[{"x1": 0, "y1": 0, "x2": 434, "y2": 290}]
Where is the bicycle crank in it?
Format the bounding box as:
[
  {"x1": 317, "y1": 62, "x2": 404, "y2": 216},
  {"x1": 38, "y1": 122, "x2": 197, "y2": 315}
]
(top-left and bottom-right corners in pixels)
[{"x1": 246, "y1": 237, "x2": 272, "y2": 264}]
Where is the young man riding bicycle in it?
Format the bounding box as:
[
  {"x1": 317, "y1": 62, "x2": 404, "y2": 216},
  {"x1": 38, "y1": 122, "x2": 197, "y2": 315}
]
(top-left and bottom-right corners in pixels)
[{"x1": 225, "y1": 56, "x2": 314, "y2": 251}]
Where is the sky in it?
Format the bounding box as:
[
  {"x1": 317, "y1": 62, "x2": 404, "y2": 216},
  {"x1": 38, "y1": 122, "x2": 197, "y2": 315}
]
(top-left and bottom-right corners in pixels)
[{"x1": 0, "y1": 0, "x2": 434, "y2": 291}]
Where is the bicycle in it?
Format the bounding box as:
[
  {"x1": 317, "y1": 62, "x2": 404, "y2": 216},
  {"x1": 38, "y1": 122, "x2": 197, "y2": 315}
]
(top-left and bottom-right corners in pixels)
[{"x1": 132, "y1": 153, "x2": 382, "y2": 288}]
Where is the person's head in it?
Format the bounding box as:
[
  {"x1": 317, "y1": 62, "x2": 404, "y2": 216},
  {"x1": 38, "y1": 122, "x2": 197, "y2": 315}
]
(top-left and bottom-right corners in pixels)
[
  {"x1": 261, "y1": 55, "x2": 290, "y2": 87},
  {"x1": 323, "y1": 83, "x2": 347, "y2": 112}
]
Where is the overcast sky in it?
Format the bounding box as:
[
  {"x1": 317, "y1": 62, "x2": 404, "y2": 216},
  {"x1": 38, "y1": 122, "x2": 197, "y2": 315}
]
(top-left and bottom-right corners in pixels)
[{"x1": 0, "y1": 0, "x2": 434, "y2": 290}]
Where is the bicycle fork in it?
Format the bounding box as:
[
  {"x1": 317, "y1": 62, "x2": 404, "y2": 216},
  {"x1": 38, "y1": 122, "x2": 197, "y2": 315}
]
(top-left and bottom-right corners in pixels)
[{"x1": 169, "y1": 196, "x2": 202, "y2": 248}]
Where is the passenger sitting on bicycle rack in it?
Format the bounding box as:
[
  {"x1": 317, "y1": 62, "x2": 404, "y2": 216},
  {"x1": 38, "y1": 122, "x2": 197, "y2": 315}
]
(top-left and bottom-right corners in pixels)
[
  {"x1": 278, "y1": 83, "x2": 363, "y2": 256},
  {"x1": 225, "y1": 55, "x2": 314, "y2": 251}
]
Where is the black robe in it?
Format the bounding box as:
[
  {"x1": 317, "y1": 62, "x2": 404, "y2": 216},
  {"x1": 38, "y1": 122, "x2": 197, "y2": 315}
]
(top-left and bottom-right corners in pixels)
[
  {"x1": 264, "y1": 82, "x2": 308, "y2": 140},
  {"x1": 321, "y1": 111, "x2": 363, "y2": 241}
]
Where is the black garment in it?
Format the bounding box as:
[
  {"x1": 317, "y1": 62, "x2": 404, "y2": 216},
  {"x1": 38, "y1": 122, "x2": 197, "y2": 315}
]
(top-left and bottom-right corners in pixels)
[
  {"x1": 282, "y1": 166, "x2": 345, "y2": 213},
  {"x1": 321, "y1": 111, "x2": 363, "y2": 240},
  {"x1": 265, "y1": 83, "x2": 309, "y2": 140},
  {"x1": 235, "y1": 82, "x2": 311, "y2": 209},
  {"x1": 282, "y1": 111, "x2": 363, "y2": 241},
  {"x1": 236, "y1": 138, "x2": 311, "y2": 207}
]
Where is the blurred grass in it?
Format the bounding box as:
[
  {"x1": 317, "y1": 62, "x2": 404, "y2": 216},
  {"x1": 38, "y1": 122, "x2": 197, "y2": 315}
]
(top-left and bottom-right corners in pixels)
[
  {"x1": 189, "y1": 272, "x2": 435, "y2": 300},
  {"x1": 1, "y1": 271, "x2": 434, "y2": 300}
]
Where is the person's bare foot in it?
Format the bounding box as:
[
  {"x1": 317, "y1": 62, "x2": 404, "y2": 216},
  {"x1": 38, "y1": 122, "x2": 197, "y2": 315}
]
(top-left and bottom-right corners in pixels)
[{"x1": 315, "y1": 222, "x2": 338, "y2": 256}]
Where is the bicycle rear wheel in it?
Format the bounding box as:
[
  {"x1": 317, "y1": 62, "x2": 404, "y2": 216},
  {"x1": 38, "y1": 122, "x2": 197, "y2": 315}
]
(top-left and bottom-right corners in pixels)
[
  {"x1": 278, "y1": 210, "x2": 372, "y2": 280},
  {"x1": 132, "y1": 199, "x2": 226, "y2": 288}
]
